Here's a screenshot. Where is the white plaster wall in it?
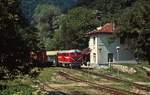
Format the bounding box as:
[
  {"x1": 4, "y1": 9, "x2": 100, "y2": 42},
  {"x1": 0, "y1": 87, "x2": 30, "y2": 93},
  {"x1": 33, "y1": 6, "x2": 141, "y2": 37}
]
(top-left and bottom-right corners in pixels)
[
  {"x1": 89, "y1": 36, "x2": 99, "y2": 66},
  {"x1": 89, "y1": 34, "x2": 137, "y2": 66},
  {"x1": 98, "y1": 34, "x2": 137, "y2": 64}
]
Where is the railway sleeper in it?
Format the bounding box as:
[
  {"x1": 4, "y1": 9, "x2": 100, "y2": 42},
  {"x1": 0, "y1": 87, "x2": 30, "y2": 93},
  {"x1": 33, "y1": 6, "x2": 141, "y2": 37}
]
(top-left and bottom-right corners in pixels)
[
  {"x1": 58, "y1": 71, "x2": 142, "y2": 95},
  {"x1": 80, "y1": 69, "x2": 150, "y2": 92}
]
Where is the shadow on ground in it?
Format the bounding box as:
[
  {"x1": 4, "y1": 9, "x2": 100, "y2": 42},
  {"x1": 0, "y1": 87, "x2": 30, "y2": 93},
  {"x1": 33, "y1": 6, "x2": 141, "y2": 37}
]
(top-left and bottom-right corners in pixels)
[
  {"x1": 70, "y1": 91, "x2": 89, "y2": 95},
  {"x1": 47, "y1": 91, "x2": 89, "y2": 95},
  {"x1": 47, "y1": 91, "x2": 68, "y2": 95}
]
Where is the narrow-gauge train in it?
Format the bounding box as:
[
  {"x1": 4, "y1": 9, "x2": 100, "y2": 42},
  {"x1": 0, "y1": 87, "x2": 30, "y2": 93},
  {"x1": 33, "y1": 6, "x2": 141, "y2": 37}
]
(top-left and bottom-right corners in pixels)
[
  {"x1": 57, "y1": 49, "x2": 82, "y2": 67},
  {"x1": 31, "y1": 49, "x2": 83, "y2": 67}
]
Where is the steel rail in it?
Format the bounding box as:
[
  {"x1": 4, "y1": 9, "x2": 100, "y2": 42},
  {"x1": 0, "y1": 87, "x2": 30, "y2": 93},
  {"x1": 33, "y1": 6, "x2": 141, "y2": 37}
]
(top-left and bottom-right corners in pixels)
[
  {"x1": 58, "y1": 71, "x2": 142, "y2": 95},
  {"x1": 80, "y1": 69, "x2": 150, "y2": 92}
]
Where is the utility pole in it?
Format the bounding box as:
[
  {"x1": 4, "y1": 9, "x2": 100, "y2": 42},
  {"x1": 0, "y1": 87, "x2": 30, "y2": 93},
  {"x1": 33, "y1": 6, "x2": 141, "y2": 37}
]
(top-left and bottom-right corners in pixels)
[
  {"x1": 116, "y1": 46, "x2": 120, "y2": 78},
  {"x1": 87, "y1": 61, "x2": 90, "y2": 83}
]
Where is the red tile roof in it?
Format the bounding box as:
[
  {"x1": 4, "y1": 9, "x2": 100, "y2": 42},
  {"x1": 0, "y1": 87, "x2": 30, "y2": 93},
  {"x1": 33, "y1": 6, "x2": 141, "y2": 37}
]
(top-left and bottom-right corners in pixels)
[
  {"x1": 88, "y1": 23, "x2": 113, "y2": 35},
  {"x1": 100, "y1": 23, "x2": 113, "y2": 33}
]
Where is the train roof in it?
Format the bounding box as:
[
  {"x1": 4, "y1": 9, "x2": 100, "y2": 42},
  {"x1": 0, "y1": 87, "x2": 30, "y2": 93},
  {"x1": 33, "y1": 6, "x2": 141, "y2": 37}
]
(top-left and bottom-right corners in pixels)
[
  {"x1": 58, "y1": 49, "x2": 81, "y2": 53},
  {"x1": 46, "y1": 51, "x2": 58, "y2": 56}
]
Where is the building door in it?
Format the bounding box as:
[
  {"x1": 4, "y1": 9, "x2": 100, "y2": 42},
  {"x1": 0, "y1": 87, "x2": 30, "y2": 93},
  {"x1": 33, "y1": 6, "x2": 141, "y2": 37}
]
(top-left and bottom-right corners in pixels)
[
  {"x1": 108, "y1": 53, "x2": 113, "y2": 62},
  {"x1": 98, "y1": 48, "x2": 102, "y2": 64},
  {"x1": 93, "y1": 53, "x2": 96, "y2": 64}
]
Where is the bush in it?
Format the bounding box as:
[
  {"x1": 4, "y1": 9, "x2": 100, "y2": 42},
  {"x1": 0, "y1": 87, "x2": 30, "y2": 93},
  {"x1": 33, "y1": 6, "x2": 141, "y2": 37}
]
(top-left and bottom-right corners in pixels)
[{"x1": 0, "y1": 84, "x2": 34, "y2": 95}]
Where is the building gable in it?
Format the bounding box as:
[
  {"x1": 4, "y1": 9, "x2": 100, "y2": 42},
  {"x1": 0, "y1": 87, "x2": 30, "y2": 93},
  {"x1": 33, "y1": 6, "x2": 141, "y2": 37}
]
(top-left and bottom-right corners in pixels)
[{"x1": 87, "y1": 23, "x2": 113, "y2": 35}]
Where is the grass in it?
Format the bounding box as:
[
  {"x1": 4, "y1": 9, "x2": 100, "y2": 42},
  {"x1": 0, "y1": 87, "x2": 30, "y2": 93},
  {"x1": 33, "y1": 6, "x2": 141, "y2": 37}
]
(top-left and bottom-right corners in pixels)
[
  {"x1": 35, "y1": 65, "x2": 150, "y2": 90},
  {"x1": 74, "y1": 64, "x2": 150, "y2": 92},
  {"x1": 34, "y1": 64, "x2": 147, "y2": 92},
  {"x1": 0, "y1": 80, "x2": 35, "y2": 95},
  {"x1": 35, "y1": 67, "x2": 74, "y2": 84},
  {"x1": 97, "y1": 64, "x2": 150, "y2": 82},
  {"x1": 0, "y1": 63, "x2": 149, "y2": 95},
  {"x1": 67, "y1": 86, "x2": 89, "y2": 95}
]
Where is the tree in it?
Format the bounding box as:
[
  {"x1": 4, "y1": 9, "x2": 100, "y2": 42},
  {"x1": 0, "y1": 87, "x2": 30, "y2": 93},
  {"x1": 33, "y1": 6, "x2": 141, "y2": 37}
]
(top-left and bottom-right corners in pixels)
[
  {"x1": 115, "y1": 0, "x2": 150, "y2": 64},
  {"x1": 50, "y1": 7, "x2": 99, "y2": 50},
  {"x1": 20, "y1": 0, "x2": 77, "y2": 21},
  {"x1": 77, "y1": 0, "x2": 137, "y2": 24},
  {"x1": 20, "y1": 0, "x2": 40, "y2": 21},
  {"x1": 33, "y1": 4, "x2": 61, "y2": 49},
  {"x1": 0, "y1": 0, "x2": 41, "y2": 79},
  {"x1": 77, "y1": 0, "x2": 150, "y2": 64}
]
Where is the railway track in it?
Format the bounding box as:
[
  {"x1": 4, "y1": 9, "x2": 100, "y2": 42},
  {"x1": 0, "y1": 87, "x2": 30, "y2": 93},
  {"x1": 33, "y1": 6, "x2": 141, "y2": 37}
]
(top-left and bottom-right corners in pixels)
[
  {"x1": 32, "y1": 79, "x2": 64, "y2": 94},
  {"x1": 58, "y1": 71, "x2": 142, "y2": 95},
  {"x1": 80, "y1": 69, "x2": 150, "y2": 92}
]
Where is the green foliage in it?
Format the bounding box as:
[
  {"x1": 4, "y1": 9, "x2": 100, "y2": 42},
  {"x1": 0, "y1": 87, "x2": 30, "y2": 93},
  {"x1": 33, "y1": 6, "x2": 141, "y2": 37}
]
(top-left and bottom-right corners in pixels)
[
  {"x1": 21, "y1": 0, "x2": 77, "y2": 20},
  {"x1": 33, "y1": 4, "x2": 61, "y2": 49},
  {"x1": 0, "y1": 79, "x2": 34, "y2": 95},
  {"x1": 0, "y1": 0, "x2": 41, "y2": 79},
  {"x1": 75, "y1": 0, "x2": 150, "y2": 63},
  {"x1": 77, "y1": 0, "x2": 150, "y2": 63},
  {"x1": 77, "y1": 0, "x2": 137, "y2": 24},
  {"x1": 115, "y1": 0, "x2": 150, "y2": 63},
  {"x1": 50, "y1": 7, "x2": 99, "y2": 50},
  {"x1": 0, "y1": 84, "x2": 34, "y2": 95},
  {"x1": 18, "y1": 27, "x2": 42, "y2": 50},
  {"x1": 47, "y1": 30, "x2": 62, "y2": 50}
]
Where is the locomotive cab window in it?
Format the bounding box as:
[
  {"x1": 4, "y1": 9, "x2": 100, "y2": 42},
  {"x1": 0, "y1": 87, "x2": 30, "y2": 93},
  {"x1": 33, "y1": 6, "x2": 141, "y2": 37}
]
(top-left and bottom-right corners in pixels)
[
  {"x1": 70, "y1": 53, "x2": 75, "y2": 56},
  {"x1": 64, "y1": 53, "x2": 68, "y2": 56}
]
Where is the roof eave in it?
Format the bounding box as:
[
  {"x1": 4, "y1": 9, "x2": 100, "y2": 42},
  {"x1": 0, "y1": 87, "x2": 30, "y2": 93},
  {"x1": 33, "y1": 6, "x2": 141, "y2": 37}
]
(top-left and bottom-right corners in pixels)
[{"x1": 87, "y1": 31, "x2": 113, "y2": 36}]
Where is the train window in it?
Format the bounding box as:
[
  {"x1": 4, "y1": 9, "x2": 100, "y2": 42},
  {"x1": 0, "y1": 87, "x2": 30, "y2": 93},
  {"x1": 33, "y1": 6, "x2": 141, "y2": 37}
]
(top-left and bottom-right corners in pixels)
[
  {"x1": 70, "y1": 53, "x2": 75, "y2": 56},
  {"x1": 58, "y1": 53, "x2": 63, "y2": 56},
  {"x1": 63, "y1": 53, "x2": 68, "y2": 56},
  {"x1": 77, "y1": 53, "x2": 81, "y2": 56}
]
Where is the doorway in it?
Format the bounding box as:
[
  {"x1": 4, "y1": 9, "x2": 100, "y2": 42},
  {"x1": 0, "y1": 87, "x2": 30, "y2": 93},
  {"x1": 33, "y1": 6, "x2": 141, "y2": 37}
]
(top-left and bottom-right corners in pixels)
[{"x1": 108, "y1": 53, "x2": 113, "y2": 62}]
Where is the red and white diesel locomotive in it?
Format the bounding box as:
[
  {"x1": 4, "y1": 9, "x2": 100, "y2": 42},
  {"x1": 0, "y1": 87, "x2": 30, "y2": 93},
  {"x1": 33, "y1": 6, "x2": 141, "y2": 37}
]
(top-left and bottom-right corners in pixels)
[
  {"x1": 31, "y1": 49, "x2": 83, "y2": 67},
  {"x1": 57, "y1": 49, "x2": 82, "y2": 67}
]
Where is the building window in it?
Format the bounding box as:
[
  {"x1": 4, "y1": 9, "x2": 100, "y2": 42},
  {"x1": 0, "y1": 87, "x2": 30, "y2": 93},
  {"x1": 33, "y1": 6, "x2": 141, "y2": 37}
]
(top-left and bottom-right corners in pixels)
[
  {"x1": 108, "y1": 53, "x2": 113, "y2": 62},
  {"x1": 99, "y1": 48, "x2": 102, "y2": 53},
  {"x1": 93, "y1": 37, "x2": 96, "y2": 45},
  {"x1": 93, "y1": 53, "x2": 96, "y2": 63}
]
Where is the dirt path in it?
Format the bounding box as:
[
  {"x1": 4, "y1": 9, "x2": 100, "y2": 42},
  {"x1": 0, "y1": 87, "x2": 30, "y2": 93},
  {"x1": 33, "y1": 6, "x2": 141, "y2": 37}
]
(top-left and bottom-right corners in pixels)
[
  {"x1": 40, "y1": 82, "x2": 119, "y2": 95},
  {"x1": 46, "y1": 82, "x2": 121, "y2": 88},
  {"x1": 47, "y1": 83, "x2": 88, "y2": 88},
  {"x1": 134, "y1": 82, "x2": 150, "y2": 85}
]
